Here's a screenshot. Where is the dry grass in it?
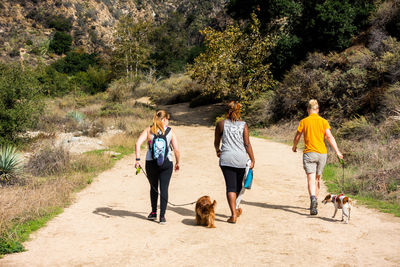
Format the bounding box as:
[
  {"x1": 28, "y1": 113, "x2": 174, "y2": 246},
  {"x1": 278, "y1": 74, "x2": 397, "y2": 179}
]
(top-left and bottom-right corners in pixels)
[
  {"x1": 0, "y1": 150, "x2": 113, "y2": 238},
  {"x1": 256, "y1": 121, "x2": 300, "y2": 145},
  {"x1": 0, "y1": 177, "x2": 73, "y2": 236},
  {"x1": 25, "y1": 144, "x2": 70, "y2": 176}
]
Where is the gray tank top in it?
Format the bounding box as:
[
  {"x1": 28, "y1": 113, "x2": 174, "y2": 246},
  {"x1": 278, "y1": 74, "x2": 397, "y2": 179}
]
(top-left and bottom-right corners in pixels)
[
  {"x1": 220, "y1": 119, "x2": 247, "y2": 168},
  {"x1": 146, "y1": 127, "x2": 173, "y2": 161}
]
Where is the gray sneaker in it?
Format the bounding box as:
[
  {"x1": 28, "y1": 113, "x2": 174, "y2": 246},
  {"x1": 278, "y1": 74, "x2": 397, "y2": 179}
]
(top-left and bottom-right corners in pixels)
[
  {"x1": 159, "y1": 217, "x2": 166, "y2": 225},
  {"x1": 310, "y1": 198, "x2": 318, "y2": 215}
]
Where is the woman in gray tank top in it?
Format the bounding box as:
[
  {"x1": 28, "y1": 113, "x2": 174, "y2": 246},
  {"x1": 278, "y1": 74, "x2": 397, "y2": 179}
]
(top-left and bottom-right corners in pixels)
[{"x1": 214, "y1": 101, "x2": 255, "y2": 223}]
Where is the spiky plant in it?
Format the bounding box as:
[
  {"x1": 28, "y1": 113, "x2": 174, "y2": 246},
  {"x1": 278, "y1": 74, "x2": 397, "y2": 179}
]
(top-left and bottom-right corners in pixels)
[
  {"x1": 0, "y1": 145, "x2": 22, "y2": 184},
  {"x1": 67, "y1": 111, "x2": 85, "y2": 123}
]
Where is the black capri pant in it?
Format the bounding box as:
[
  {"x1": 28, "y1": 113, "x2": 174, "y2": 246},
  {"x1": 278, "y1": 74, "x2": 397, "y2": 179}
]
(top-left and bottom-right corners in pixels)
[{"x1": 220, "y1": 165, "x2": 246, "y2": 194}]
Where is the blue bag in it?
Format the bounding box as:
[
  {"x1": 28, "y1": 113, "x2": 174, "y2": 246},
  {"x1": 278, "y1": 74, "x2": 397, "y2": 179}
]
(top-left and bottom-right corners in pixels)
[
  {"x1": 244, "y1": 169, "x2": 253, "y2": 189},
  {"x1": 150, "y1": 127, "x2": 171, "y2": 166}
]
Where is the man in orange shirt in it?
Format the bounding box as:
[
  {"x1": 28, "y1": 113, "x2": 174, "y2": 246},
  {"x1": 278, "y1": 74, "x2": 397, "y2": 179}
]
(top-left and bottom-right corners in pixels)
[{"x1": 292, "y1": 99, "x2": 343, "y2": 215}]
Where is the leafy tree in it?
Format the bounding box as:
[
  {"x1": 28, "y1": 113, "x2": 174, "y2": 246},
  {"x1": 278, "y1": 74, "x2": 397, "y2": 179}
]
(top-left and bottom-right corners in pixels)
[
  {"x1": 112, "y1": 16, "x2": 153, "y2": 77},
  {"x1": 0, "y1": 64, "x2": 43, "y2": 145},
  {"x1": 187, "y1": 14, "x2": 277, "y2": 107},
  {"x1": 49, "y1": 31, "x2": 72, "y2": 55},
  {"x1": 150, "y1": 13, "x2": 190, "y2": 77},
  {"x1": 228, "y1": 0, "x2": 375, "y2": 79},
  {"x1": 71, "y1": 67, "x2": 111, "y2": 95}
]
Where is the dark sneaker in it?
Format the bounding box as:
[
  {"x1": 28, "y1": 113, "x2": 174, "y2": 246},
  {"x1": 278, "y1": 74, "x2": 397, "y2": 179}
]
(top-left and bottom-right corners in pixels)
[
  {"x1": 159, "y1": 217, "x2": 166, "y2": 225},
  {"x1": 147, "y1": 212, "x2": 157, "y2": 221},
  {"x1": 310, "y1": 198, "x2": 318, "y2": 215}
]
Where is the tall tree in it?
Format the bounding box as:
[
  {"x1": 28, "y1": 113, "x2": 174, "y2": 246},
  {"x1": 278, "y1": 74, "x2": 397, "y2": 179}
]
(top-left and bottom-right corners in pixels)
[
  {"x1": 187, "y1": 14, "x2": 277, "y2": 107},
  {"x1": 228, "y1": 0, "x2": 375, "y2": 79},
  {"x1": 112, "y1": 16, "x2": 153, "y2": 77}
]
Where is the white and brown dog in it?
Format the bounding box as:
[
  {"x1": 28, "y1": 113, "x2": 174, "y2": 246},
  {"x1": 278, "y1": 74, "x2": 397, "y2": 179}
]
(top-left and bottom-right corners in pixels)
[{"x1": 322, "y1": 194, "x2": 353, "y2": 224}]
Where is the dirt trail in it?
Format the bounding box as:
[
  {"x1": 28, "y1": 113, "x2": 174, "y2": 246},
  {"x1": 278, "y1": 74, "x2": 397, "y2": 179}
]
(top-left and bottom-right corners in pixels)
[{"x1": 3, "y1": 103, "x2": 400, "y2": 266}]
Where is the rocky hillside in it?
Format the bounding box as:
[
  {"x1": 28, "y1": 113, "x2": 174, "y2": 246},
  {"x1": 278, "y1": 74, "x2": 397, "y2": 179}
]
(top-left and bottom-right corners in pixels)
[{"x1": 0, "y1": 0, "x2": 228, "y2": 64}]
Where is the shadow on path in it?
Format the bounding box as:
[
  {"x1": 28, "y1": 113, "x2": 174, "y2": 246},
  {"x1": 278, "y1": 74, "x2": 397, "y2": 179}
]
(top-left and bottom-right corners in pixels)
[
  {"x1": 93, "y1": 207, "x2": 149, "y2": 221},
  {"x1": 168, "y1": 206, "x2": 228, "y2": 218},
  {"x1": 241, "y1": 200, "x2": 336, "y2": 222},
  {"x1": 161, "y1": 102, "x2": 225, "y2": 127},
  {"x1": 169, "y1": 206, "x2": 229, "y2": 226},
  {"x1": 181, "y1": 217, "x2": 227, "y2": 226}
]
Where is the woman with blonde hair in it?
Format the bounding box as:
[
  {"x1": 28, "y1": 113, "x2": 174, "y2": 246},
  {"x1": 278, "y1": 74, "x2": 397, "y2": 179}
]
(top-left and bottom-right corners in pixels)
[
  {"x1": 214, "y1": 101, "x2": 255, "y2": 223},
  {"x1": 135, "y1": 110, "x2": 180, "y2": 224},
  {"x1": 292, "y1": 99, "x2": 343, "y2": 215}
]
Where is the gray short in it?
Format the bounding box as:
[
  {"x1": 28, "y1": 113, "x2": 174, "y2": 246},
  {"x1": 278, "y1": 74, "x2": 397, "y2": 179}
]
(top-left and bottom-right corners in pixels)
[{"x1": 303, "y1": 152, "x2": 327, "y2": 175}]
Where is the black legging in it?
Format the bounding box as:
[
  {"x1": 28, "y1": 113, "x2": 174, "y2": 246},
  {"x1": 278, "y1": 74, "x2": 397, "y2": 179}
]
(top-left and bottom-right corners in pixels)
[
  {"x1": 145, "y1": 159, "x2": 173, "y2": 217},
  {"x1": 220, "y1": 165, "x2": 246, "y2": 194}
]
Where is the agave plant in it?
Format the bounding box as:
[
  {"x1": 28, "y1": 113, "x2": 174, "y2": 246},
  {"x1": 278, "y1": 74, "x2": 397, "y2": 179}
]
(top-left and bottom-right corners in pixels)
[
  {"x1": 0, "y1": 145, "x2": 22, "y2": 184},
  {"x1": 67, "y1": 111, "x2": 85, "y2": 123}
]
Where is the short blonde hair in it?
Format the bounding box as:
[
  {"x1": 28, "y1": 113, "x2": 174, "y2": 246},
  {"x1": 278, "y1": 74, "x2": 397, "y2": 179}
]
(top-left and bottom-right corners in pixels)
[{"x1": 308, "y1": 99, "x2": 319, "y2": 110}]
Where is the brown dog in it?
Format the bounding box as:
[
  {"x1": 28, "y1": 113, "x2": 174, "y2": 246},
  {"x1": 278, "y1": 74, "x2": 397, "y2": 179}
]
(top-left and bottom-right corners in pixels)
[{"x1": 195, "y1": 196, "x2": 216, "y2": 228}]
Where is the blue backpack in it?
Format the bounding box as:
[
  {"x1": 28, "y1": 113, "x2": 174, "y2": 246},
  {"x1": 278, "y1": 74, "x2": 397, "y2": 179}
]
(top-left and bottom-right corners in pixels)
[{"x1": 150, "y1": 127, "x2": 171, "y2": 166}]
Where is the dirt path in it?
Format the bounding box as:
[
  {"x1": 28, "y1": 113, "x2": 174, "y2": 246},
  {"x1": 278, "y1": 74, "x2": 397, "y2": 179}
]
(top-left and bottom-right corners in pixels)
[{"x1": 3, "y1": 103, "x2": 400, "y2": 266}]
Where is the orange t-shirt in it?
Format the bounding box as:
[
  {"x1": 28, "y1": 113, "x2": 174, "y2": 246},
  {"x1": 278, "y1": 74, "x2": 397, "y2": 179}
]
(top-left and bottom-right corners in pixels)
[{"x1": 297, "y1": 113, "x2": 330, "y2": 154}]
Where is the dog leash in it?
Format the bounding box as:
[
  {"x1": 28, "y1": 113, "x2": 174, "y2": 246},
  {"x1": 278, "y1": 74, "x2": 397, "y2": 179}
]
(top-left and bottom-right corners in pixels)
[
  {"x1": 338, "y1": 157, "x2": 345, "y2": 194},
  {"x1": 136, "y1": 166, "x2": 196, "y2": 207}
]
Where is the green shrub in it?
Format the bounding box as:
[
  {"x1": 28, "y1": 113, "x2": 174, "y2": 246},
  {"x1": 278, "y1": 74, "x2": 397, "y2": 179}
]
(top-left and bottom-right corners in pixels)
[
  {"x1": 378, "y1": 37, "x2": 400, "y2": 83},
  {"x1": 49, "y1": 31, "x2": 72, "y2": 55},
  {"x1": 107, "y1": 75, "x2": 140, "y2": 102},
  {"x1": 243, "y1": 91, "x2": 276, "y2": 127},
  {"x1": 99, "y1": 103, "x2": 134, "y2": 117},
  {"x1": 37, "y1": 67, "x2": 76, "y2": 96},
  {"x1": 272, "y1": 49, "x2": 378, "y2": 121},
  {"x1": 337, "y1": 116, "x2": 375, "y2": 141},
  {"x1": 71, "y1": 67, "x2": 111, "y2": 95},
  {"x1": 381, "y1": 83, "x2": 400, "y2": 116},
  {"x1": 51, "y1": 51, "x2": 100, "y2": 75},
  {"x1": 0, "y1": 64, "x2": 44, "y2": 145},
  {"x1": 0, "y1": 145, "x2": 22, "y2": 185},
  {"x1": 45, "y1": 15, "x2": 73, "y2": 32}
]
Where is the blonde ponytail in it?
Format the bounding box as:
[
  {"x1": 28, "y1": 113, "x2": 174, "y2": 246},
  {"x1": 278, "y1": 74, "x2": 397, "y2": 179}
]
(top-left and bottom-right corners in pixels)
[
  {"x1": 308, "y1": 99, "x2": 319, "y2": 111},
  {"x1": 151, "y1": 110, "x2": 170, "y2": 135}
]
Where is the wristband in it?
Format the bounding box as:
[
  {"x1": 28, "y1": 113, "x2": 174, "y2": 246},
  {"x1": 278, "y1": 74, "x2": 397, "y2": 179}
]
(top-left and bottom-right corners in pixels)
[{"x1": 136, "y1": 158, "x2": 140, "y2": 161}]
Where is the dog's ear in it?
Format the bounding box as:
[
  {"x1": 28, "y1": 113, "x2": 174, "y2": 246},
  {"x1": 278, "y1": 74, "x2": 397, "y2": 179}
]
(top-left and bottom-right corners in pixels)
[
  {"x1": 212, "y1": 200, "x2": 216, "y2": 207},
  {"x1": 323, "y1": 194, "x2": 331, "y2": 201}
]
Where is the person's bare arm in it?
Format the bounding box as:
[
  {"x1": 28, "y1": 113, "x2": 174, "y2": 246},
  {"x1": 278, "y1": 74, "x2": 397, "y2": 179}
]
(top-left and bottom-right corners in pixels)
[
  {"x1": 292, "y1": 131, "x2": 302, "y2": 152},
  {"x1": 214, "y1": 120, "x2": 224, "y2": 158},
  {"x1": 243, "y1": 123, "x2": 255, "y2": 169},
  {"x1": 135, "y1": 127, "x2": 150, "y2": 168},
  {"x1": 170, "y1": 129, "x2": 180, "y2": 171},
  {"x1": 325, "y1": 128, "x2": 343, "y2": 159}
]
